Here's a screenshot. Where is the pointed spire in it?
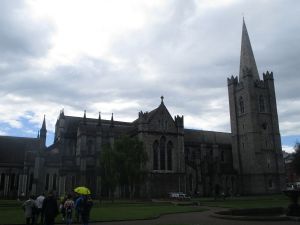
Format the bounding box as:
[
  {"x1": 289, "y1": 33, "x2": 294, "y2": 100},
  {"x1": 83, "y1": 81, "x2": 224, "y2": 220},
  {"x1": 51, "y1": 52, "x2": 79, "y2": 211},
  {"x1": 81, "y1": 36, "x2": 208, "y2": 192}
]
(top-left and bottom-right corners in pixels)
[
  {"x1": 83, "y1": 110, "x2": 87, "y2": 124},
  {"x1": 239, "y1": 18, "x2": 259, "y2": 81},
  {"x1": 97, "y1": 112, "x2": 102, "y2": 126},
  {"x1": 37, "y1": 130, "x2": 40, "y2": 139},
  {"x1": 60, "y1": 108, "x2": 65, "y2": 119},
  {"x1": 40, "y1": 115, "x2": 47, "y2": 141},
  {"x1": 41, "y1": 115, "x2": 46, "y2": 130},
  {"x1": 110, "y1": 113, "x2": 114, "y2": 128}
]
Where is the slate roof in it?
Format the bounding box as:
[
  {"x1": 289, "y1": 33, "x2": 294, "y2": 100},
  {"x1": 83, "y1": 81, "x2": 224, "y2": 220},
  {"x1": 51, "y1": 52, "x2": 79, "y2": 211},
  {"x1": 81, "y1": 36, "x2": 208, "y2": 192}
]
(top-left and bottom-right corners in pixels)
[
  {"x1": 0, "y1": 136, "x2": 40, "y2": 164},
  {"x1": 184, "y1": 129, "x2": 231, "y2": 145},
  {"x1": 61, "y1": 115, "x2": 136, "y2": 139}
]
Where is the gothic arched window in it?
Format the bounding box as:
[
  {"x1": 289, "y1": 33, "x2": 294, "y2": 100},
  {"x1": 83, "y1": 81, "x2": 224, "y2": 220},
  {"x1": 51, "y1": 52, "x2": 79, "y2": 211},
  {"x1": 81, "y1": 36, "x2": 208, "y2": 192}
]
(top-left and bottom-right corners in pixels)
[
  {"x1": 160, "y1": 136, "x2": 166, "y2": 170},
  {"x1": 153, "y1": 140, "x2": 159, "y2": 170},
  {"x1": 239, "y1": 96, "x2": 244, "y2": 113},
  {"x1": 87, "y1": 140, "x2": 93, "y2": 155},
  {"x1": 185, "y1": 148, "x2": 190, "y2": 161},
  {"x1": 221, "y1": 151, "x2": 225, "y2": 162},
  {"x1": 192, "y1": 150, "x2": 196, "y2": 162},
  {"x1": 167, "y1": 141, "x2": 173, "y2": 170},
  {"x1": 9, "y1": 173, "x2": 15, "y2": 189},
  {"x1": 29, "y1": 173, "x2": 33, "y2": 191},
  {"x1": 189, "y1": 174, "x2": 193, "y2": 191},
  {"x1": 53, "y1": 174, "x2": 57, "y2": 190},
  {"x1": 45, "y1": 174, "x2": 49, "y2": 190},
  {"x1": 259, "y1": 95, "x2": 265, "y2": 112},
  {"x1": 0, "y1": 174, "x2": 4, "y2": 190}
]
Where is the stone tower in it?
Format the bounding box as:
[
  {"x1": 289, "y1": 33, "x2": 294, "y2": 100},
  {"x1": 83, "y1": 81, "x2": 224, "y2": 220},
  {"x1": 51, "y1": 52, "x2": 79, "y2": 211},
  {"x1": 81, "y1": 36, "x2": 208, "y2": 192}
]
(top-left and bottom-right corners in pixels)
[{"x1": 227, "y1": 19, "x2": 285, "y2": 194}]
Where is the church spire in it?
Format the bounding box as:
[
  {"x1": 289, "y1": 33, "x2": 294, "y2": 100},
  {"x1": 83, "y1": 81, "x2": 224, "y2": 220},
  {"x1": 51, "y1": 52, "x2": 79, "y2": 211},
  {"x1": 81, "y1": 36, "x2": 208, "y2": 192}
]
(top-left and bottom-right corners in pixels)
[
  {"x1": 41, "y1": 115, "x2": 46, "y2": 131},
  {"x1": 97, "y1": 112, "x2": 102, "y2": 126},
  {"x1": 40, "y1": 115, "x2": 47, "y2": 147},
  {"x1": 83, "y1": 110, "x2": 87, "y2": 124},
  {"x1": 239, "y1": 18, "x2": 259, "y2": 81},
  {"x1": 110, "y1": 113, "x2": 114, "y2": 128}
]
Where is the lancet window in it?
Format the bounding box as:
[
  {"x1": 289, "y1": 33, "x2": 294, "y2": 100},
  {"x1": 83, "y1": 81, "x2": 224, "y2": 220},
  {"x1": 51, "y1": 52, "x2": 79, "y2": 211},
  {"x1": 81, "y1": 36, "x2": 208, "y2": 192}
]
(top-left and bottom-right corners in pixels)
[
  {"x1": 167, "y1": 141, "x2": 173, "y2": 170},
  {"x1": 239, "y1": 96, "x2": 244, "y2": 113},
  {"x1": 160, "y1": 136, "x2": 166, "y2": 170},
  {"x1": 259, "y1": 95, "x2": 265, "y2": 112},
  {"x1": 153, "y1": 136, "x2": 173, "y2": 171},
  {"x1": 153, "y1": 140, "x2": 159, "y2": 170}
]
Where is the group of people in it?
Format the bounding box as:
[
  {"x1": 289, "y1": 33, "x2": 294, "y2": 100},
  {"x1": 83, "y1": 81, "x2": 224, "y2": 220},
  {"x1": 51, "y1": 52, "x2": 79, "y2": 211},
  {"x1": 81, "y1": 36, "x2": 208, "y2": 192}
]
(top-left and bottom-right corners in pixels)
[{"x1": 22, "y1": 191, "x2": 93, "y2": 225}]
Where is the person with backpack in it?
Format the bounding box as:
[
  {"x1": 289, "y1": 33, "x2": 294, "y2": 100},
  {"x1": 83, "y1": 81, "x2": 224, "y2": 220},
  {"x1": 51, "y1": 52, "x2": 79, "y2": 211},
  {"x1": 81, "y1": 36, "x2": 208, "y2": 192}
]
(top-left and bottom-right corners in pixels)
[
  {"x1": 80, "y1": 195, "x2": 93, "y2": 225},
  {"x1": 22, "y1": 195, "x2": 37, "y2": 225},
  {"x1": 59, "y1": 195, "x2": 67, "y2": 222},
  {"x1": 74, "y1": 194, "x2": 84, "y2": 223},
  {"x1": 64, "y1": 194, "x2": 75, "y2": 225}
]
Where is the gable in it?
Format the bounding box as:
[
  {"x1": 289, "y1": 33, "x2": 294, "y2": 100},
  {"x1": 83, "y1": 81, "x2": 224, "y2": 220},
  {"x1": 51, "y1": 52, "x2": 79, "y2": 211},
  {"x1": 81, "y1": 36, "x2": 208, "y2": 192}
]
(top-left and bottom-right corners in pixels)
[{"x1": 148, "y1": 104, "x2": 177, "y2": 133}]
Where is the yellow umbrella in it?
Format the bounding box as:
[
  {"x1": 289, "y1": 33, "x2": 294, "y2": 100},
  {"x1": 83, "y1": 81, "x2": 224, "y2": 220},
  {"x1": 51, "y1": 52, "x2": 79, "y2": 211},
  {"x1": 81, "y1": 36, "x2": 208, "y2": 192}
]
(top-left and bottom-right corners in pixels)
[{"x1": 74, "y1": 186, "x2": 91, "y2": 195}]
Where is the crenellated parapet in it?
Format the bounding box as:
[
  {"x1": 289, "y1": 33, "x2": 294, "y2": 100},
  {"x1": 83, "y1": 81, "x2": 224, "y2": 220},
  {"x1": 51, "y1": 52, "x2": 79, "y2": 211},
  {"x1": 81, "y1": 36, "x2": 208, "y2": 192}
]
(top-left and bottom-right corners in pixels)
[
  {"x1": 174, "y1": 115, "x2": 184, "y2": 128},
  {"x1": 138, "y1": 110, "x2": 149, "y2": 122},
  {"x1": 263, "y1": 71, "x2": 274, "y2": 81},
  {"x1": 227, "y1": 75, "x2": 238, "y2": 85}
]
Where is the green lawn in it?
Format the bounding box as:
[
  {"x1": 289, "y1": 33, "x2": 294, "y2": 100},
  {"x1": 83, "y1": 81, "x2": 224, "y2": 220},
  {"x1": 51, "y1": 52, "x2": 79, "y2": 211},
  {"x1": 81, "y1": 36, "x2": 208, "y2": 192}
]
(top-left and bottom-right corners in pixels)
[
  {"x1": 0, "y1": 200, "x2": 205, "y2": 224},
  {"x1": 199, "y1": 194, "x2": 290, "y2": 209},
  {"x1": 0, "y1": 195, "x2": 290, "y2": 224}
]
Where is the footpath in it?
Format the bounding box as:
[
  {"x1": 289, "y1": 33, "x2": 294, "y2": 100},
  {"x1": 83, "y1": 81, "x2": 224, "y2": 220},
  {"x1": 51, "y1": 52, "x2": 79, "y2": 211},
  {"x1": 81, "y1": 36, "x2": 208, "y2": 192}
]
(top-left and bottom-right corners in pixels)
[{"x1": 91, "y1": 207, "x2": 299, "y2": 225}]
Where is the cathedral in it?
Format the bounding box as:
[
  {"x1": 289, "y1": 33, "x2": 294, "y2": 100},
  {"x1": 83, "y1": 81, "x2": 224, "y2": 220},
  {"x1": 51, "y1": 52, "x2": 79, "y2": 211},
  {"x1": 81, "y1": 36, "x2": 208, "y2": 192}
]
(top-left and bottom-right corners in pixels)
[{"x1": 0, "y1": 20, "x2": 286, "y2": 198}]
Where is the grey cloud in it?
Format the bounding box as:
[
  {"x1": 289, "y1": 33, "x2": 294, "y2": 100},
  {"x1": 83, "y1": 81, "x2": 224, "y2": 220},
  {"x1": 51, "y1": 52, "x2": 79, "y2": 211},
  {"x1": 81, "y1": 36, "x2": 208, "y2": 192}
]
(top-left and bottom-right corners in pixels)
[
  {"x1": 0, "y1": 0, "x2": 54, "y2": 75},
  {"x1": 1, "y1": 0, "x2": 300, "y2": 137}
]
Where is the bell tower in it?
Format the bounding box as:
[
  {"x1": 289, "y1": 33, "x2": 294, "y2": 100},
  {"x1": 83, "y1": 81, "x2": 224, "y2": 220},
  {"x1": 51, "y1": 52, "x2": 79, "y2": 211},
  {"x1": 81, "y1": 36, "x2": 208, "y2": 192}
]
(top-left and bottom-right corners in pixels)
[{"x1": 227, "y1": 19, "x2": 285, "y2": 194}]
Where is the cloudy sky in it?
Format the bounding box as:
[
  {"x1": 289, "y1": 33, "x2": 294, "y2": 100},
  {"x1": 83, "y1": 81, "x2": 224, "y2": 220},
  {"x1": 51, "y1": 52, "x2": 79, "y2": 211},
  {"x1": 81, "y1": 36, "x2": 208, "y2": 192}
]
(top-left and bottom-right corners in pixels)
[{"x1": 0, "y1": 0, "x2": 299, "y2": 152}]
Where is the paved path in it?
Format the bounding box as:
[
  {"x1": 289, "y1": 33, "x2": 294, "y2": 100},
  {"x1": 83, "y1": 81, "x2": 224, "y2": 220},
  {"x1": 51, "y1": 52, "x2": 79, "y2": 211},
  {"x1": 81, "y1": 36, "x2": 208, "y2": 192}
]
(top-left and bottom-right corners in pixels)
[{"x1": 91, "y1": 208, "x2": 299, "y2": 225}]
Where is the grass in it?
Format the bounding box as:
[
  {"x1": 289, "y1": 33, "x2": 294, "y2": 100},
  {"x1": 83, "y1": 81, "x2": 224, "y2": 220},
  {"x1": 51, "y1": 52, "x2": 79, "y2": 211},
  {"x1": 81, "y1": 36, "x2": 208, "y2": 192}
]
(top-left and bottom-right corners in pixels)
[
  {"x1": 0, "y1": 195, "x2": 291, "y2": 224},
  {"x1": 198, "y1": 194, "x2": 290, "y2": 209},
  {"x1": 0, "y1": 200, "x2": 205, "y2": 224}
]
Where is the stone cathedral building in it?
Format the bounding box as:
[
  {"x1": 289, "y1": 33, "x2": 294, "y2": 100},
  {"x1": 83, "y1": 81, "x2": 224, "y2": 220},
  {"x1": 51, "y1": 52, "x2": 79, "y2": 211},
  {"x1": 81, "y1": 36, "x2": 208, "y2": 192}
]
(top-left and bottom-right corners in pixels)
[{"x1": 0, "y1": 20, "x2": 285, "y2": 198}]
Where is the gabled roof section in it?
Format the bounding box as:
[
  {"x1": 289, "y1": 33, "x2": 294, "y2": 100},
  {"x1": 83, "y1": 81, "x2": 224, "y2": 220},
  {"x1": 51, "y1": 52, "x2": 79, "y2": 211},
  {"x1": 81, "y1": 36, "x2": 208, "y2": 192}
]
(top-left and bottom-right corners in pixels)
[
  {"x1": 184, "y1": 129, "x2": 231, "y2": 145},
  {"x1": 138, "y1": 97, "x2": 175, "y2": 124},
  {"x1": 0, "y1": 136, "x2": 40, "y2": 164},
  {"x1": 57, "y1": 114, "x2": 136, "y2": 139}
]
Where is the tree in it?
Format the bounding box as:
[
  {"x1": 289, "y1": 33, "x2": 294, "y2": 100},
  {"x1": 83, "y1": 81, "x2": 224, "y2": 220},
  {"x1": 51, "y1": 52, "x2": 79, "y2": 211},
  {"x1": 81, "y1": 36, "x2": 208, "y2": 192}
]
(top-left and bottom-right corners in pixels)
[
  {"x1": 292, "y1": 142, "x2": 300, "y2": 175},
  {"x1": 100, "y1": 144, "x2": 118, "y2": 200},
  {"x1": 100, "y1": 136, "x2": 148, "y2": 199},
  {"x1": 114, "y1": 136, "x2": 148, "y2": 198}
]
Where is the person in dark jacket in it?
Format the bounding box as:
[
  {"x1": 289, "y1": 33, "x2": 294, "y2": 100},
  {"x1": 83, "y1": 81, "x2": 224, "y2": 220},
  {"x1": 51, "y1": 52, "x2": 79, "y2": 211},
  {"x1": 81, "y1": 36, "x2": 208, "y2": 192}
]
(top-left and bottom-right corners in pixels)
[
  {"x1": 78, "y1": 195, "x2": 93, "y2": 225},
  {"x1": 42, "y1": 191, "x2": 59, "y2": 225}
]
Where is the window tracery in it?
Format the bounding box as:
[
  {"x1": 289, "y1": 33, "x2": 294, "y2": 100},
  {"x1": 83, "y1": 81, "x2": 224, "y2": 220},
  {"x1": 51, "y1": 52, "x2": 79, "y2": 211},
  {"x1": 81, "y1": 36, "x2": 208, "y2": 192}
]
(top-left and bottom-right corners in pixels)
[
  {"x1": 167, "y1": 141, "x2": 173, "y2": 170},
  {"x1": 160, "y1": 136, "x2": 166, "y2": 170},
  {"x1": 153, "y1": 140, "x2": 159, "y2": 170}
]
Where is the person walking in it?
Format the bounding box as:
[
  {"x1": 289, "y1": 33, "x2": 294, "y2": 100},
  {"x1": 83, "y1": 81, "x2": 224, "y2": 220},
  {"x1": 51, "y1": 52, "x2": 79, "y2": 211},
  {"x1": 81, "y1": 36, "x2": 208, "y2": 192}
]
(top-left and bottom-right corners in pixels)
[
  {"x1": 64, "y1": 194, "x2": 75, "y2": 225},
  {"x1": 80, "y1": 195, "x2": 93, "y2": 225},
  {"x1": 42, "y1": 191, "x2": 59, "y2": 225},
  {"x1": 22, "y1": 195, "x2": 37, "y2": 225},
  {"x1": 59, "y1": 195, "x2": 67, "y2": 222},
  {"x1": 74, "y1": 194, "x2": 84, "y2": 223},
  {"x1": 35, "y1": 193, "x2": 45, "y2": 225}
]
